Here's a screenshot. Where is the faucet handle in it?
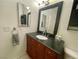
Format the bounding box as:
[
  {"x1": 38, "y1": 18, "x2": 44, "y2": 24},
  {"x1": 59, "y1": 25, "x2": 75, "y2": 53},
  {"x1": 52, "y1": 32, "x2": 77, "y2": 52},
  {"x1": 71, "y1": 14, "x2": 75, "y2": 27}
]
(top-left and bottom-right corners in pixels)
[
  {"x1": 44, "y1": 29, "x2": 47, "y2": 36},
  {"x1": 45, "y1": 29, "x2": 47, "y2": 32},
  {"x1": 42, "y1": 31, "x2": 45, "y2": 35}
]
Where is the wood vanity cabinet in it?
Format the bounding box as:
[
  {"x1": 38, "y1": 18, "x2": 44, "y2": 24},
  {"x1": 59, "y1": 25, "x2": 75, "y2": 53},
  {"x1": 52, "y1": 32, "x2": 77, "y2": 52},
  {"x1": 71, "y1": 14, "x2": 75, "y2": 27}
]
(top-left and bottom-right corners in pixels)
[
  {"x1": 27, "y1": 35, "x2": 37, "y2": 59},
  {"x1": 45, "y1": 47, "x2": 57, "y2": 59},
  {"x1": 27, "y1": 35, "x2": 63, "y2": 59},
  {"x1": 27, "y1": 35, "x2": 45, "y2": 59},
  {"x1": 36, "y1": 41, "x2": 45, "y2": 59},
  {"x1": 27, "y1": 35, "x2": 31, "y2": 56}
]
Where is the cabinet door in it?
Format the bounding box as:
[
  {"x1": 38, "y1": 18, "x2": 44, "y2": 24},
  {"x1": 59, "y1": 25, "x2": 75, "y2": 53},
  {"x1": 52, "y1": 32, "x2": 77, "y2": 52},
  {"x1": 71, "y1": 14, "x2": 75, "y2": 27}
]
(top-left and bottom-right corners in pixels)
[
  {"x1": 27, "y1": 35, "x2": 45, "y2": 59},
  {"x1": 31, "y1": 45, "x2": 37, "y2": 59},
  {"x1": 27, "y1": 35, "x2": 32, "y2": 57},
  {"x1": 36, "y1": 42, "x2": 45, "y2": 59},
  {"x1": 27, "y1": 35, "x2": 38, "y2": 59},
  {"x1": 45, "y1": 47, "x2": 57, "y2": 59},
  {"x1": 31, "y1": 38, "x2": 38, "y2": 59}
]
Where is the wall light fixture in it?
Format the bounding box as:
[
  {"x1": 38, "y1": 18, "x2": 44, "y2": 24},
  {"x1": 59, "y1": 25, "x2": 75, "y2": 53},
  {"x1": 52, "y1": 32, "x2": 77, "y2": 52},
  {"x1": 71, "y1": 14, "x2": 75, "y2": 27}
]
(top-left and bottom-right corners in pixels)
[{"x1": 35, "y1": 0, "x2": 49, "y2": 7}]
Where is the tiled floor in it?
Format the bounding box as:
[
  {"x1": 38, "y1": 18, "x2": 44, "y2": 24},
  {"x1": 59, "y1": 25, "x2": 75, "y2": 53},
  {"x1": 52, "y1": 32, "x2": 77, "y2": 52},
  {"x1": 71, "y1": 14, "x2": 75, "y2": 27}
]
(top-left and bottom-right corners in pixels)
[{"x1": 19, "y1": 53, "x2": 31, "y2": 59}]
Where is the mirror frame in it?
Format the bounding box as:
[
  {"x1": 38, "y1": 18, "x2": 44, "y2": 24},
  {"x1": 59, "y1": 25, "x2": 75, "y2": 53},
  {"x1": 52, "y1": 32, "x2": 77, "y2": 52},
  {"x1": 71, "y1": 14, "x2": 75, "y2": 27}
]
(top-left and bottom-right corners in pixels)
[
  {"x1": 37, "y1": 1, "x2": 63, "y2": 38},
  {"x1": 67, "y1": 0, "x2": 78, "y2": 31}
]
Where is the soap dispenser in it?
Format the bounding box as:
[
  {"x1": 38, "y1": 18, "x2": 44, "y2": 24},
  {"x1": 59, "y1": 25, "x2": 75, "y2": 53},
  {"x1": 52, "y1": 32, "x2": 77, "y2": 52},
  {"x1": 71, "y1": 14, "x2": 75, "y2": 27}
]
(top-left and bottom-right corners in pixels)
[{"x1": 55, "y1": 35, "x2": 62, "y2": 42}]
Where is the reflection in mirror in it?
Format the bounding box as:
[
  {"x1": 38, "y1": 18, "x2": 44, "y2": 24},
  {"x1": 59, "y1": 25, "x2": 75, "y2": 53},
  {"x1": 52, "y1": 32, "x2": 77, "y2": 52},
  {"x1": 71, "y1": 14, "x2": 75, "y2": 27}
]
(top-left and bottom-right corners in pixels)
[
  {"x1": 67, "y1": 0, "x2": 78, "y2": 30},
  {"x1": 39, "y1": 7, "x2": 58, "y2": 34},
  {"x1": 37, "y1": 1, "x2": 63, "y2": 38},
  {"x1": 17, "y1": 2, "x2": 31, "y2": 27},
  {"x1": 41, "y1": 14, "x2": 46, "y2": 27}
]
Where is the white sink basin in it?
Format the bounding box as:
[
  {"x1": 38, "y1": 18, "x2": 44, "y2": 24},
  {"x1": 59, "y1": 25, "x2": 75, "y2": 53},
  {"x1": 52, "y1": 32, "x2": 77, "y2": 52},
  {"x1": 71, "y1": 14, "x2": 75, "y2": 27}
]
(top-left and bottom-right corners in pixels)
[{"x1": 36, "y1": 35, "x2": 48, "y2": 40}]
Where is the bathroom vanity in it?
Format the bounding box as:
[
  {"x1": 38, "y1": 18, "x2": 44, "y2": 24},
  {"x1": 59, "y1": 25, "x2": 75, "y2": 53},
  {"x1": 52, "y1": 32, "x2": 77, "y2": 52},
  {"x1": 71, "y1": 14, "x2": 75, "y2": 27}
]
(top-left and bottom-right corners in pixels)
[
  {"x1": 26, "y1": 1, "x2": 64, "y2": 59},
  {"x1": 26, "y1": 32, "x2": 64, "y2": 59}
]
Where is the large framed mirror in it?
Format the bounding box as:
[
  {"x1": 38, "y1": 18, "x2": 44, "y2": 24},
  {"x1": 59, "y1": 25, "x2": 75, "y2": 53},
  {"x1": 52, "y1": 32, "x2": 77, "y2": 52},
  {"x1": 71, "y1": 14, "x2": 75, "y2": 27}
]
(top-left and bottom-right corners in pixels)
[
  {"x1": 17, "y1": 2, "x2": 31, "y2": 27},
  {"x1": 67, "y1": 0, "x2": 78, "y2": 31},
  {"x1": 37, "y1": 1, "x2": 63, "y2": 38}
]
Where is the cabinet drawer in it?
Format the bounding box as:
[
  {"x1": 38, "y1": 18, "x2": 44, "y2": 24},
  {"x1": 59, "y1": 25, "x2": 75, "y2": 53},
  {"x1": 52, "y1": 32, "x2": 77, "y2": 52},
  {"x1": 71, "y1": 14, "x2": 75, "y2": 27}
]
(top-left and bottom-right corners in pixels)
[
  {"x1": 45, "y1": 47, "x2": 57, "y2": 59},
  {"x1": 46, "y1": 48, "x2": 57, "y2": 55}
]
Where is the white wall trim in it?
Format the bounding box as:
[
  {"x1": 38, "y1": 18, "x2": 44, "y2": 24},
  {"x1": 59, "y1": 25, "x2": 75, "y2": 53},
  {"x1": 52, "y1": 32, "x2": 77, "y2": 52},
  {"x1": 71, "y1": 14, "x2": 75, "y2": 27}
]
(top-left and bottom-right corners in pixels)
[{"x1": 65, "y1": 47, "x2": 78, "y2": 59}]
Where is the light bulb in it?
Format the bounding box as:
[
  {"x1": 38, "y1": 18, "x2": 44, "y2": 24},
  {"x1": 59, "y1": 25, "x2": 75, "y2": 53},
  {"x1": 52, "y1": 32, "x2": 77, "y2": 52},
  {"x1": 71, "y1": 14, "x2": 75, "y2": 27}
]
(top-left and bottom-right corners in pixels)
[{"x1": 26, "y1": 7, "x2": 30, "y2": 10}]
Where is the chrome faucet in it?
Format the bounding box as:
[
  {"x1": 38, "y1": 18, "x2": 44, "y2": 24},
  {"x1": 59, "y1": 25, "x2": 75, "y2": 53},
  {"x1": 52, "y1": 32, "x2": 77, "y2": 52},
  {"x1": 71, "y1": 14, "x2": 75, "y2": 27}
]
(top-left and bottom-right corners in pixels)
[{"x1": 43, "y1": 29, "x2": 47, "y2": 36}]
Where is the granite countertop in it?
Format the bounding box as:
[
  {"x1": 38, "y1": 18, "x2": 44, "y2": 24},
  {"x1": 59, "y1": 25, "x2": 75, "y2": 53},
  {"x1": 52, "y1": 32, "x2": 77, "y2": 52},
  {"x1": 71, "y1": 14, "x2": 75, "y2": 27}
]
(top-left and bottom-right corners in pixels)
[{"x1": 27, "y1": 32, "x2": 64, "y2": 55}]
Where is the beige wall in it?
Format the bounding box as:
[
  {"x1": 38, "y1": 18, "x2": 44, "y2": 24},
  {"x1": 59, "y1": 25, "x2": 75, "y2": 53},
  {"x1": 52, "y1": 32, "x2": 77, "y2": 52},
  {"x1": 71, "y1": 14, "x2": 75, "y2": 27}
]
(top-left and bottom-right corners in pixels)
[
  {"x1": 49, "y1": 0, "x2": 78, "y2": 51},
  {"x1": 0, "y1": 0, "x2": 38, "y2": 59},
  {"x1": 0, "y1": 0, "x2": 77, "y2": 59},
  {"x1": 57, "y1": 0, "x2": 78, "y2": 52},
  {"x1": 49, "y1": 0, "x2": 78, "y2": 59}
]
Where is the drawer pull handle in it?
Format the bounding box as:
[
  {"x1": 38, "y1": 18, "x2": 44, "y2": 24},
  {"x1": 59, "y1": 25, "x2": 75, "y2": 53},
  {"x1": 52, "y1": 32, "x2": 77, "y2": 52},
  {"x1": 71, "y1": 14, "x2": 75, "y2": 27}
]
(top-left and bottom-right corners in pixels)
[
  {"x1": 38, "y1": 44, "x2": 40, "y2": 46},
  {"x1": 48, "y1": 51, "x2": 51, "y2": 54}
]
